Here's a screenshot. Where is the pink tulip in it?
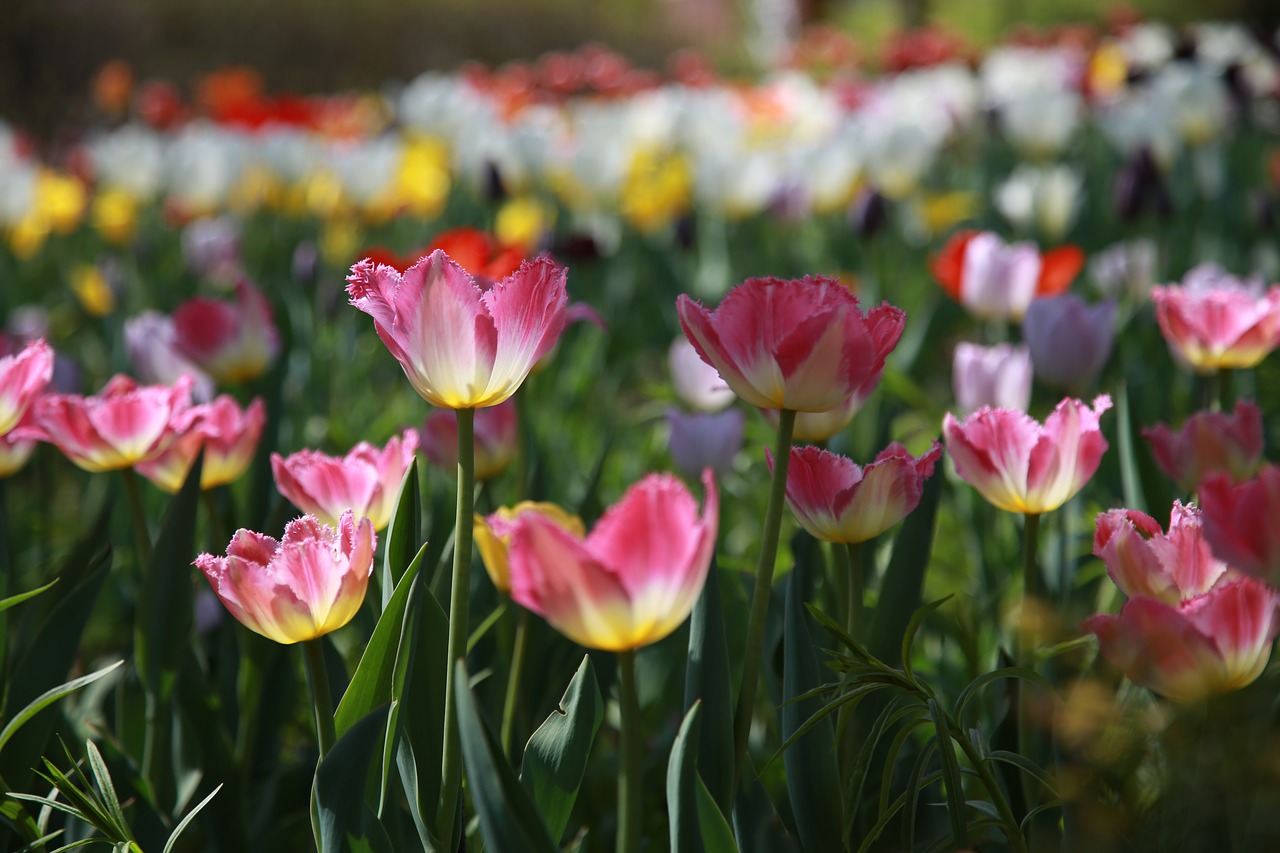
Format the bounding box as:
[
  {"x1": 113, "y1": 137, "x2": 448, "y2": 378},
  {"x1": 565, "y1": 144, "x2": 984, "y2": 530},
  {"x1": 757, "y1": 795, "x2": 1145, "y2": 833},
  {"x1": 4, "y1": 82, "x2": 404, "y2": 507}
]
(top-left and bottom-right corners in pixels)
[
  {"x1": 272, "y1": 429, "x2": 419, "y2": 531},
  {"x1": 777, "y1": 442, "x2": 941, "y2": 544},
  {"x1": 346, "y1": 251, "x2": 568, "y2": 409},
  {"x1": 33, "y1": 374, "x2": 193, "y2": 473},
  {"x1": 931, "y1": 230, "x2": 1084, "y2": 321},
  {"x1": 0, "y1": 338, "x2": 54, "y2": 436},
  {"x1": 135, "y1": 396, "x2": 265, "y2": 493},
  {"x1": 943, "y1": 394, "x2": 1111, "y2": 514},
  {"x1": 1151, "y1": 263, "x2": 1280, "y2": 372},
  {"x1": 506, "y1": 469, "x2": 718, "y2": 651},
  {"x1": 194, "y1": 510, "x2": 376, "y2": 644},
  {"x1": 1200, "y1": 465, "x2": 1280, "y2": 585},
  {"x1": 1083, "y1": 577, "x2": 1280, "y2": 703},
  {"x1": 1094, "y1": 503, "x2": 1229, "y2": 606},
  {"x1": 421, "y1": 399, "x2": 517, "y2": 481},
  {"x1": 1142, "y1": 400, "x2": 1264, "y2": 492},
  {"x1": 677, "y1": 276, "x2": 905, "y2": 412},
  {"x1": 952, "y1": 342, "x2": 1033, "y2": 415},
  {"x1": 125, "y1": 311, "x2": 216, "y2": 403},
  {"x1": 171, "y1": 280, "x2": 280, "y2": 383},
  {"x1": 0, "y1": 417, "x2": 44, "y2": 479}
]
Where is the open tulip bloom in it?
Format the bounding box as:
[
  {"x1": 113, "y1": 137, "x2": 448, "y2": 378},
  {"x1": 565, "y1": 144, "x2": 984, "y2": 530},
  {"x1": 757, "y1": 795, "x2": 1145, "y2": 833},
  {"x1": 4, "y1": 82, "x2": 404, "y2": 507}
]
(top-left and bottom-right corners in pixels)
[
  {"x1": 1143, "y1": 400, "x2": 1264, "y2": 493},
  {"x1": 1151, "y1": 263, "x2": 1280, "y2": 372},
  {"x1": 271, "y1": 429, "x2": 419, "y2": 531},
  {"x1": 346, "y1": 250, "x2": 569, "y2": 409},
  {"x1": 1093, "y1": 503, "x2": 1229, "y2": 605},
  {"x1": 136, "y1": 396, "x2": 265, "y2": 493},
  {"x1": 0, "y1": 338, "x2": 54, "y2": 436}
]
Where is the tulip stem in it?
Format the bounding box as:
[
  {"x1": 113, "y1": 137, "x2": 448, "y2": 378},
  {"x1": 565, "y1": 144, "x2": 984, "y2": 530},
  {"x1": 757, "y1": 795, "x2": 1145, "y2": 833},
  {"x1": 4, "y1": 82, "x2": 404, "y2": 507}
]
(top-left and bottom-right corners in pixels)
[
  {"x1": 732, "y1": 407, "x2": 796, "y2": 786},
  {"x1": 501, "y1": 605, "x2": 531, "y2": 758},
  {"x1": 438, "y1": 407, "x2": 476, "y2": 848},
  {"x1": 616, "y1": 649, "x2": 642, "y2": 853},
  {"x1": 847, "y1": 541, "x2": 864, "y2": 644},
  {"x1": 121, "y1": 468, "x2": 151, "y2": 569},
  {"x1": 1218, "y1": 368, "x2": 1233, "y2": 413},
  {"x1": 303, "y1": 638, "x2": 335, "y2": 759},
  {"x1": 202, "y1": 489, "x2": 229, "y2": 551},
  {"x1": 1019, "y1": 513, "x2": 1041, "y2": 665}
]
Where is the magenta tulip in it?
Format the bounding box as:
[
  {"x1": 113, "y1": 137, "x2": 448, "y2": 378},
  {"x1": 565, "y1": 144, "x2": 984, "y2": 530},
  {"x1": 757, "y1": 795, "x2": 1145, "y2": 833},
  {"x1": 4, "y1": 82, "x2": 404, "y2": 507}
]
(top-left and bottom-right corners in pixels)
[
  {"x1": 1143, "y1": 400, "x2": 1264, "y2": 493},
  {"x1": 1200, "y1": 465, "x2": 1280, "y2": 585}
]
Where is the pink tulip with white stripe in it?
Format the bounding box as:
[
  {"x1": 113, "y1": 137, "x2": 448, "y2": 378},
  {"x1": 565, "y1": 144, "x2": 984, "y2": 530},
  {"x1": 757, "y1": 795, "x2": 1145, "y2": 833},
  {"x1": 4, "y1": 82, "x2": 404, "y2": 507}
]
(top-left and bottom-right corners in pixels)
[
  {"x1": 0, "y1": 338, "x2": 54, "y2": 436},
  {"x1": 1094, "y1": 503, "x2": 1229, "y2": 606}
]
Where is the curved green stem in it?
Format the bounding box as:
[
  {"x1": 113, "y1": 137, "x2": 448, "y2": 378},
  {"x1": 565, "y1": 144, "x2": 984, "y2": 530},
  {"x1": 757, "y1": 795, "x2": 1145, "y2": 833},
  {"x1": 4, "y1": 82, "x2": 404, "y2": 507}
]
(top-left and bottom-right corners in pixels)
[
  {"x1": 501, "y1": 605, "x2": 532, "y2": 758},
  {"x1": 847, "y1": 541, "x2": 864, "y2": 644},
  {"x1": 437, "y1": 407, "x2": 476, "y2": 847},
  {"x1": 616, "y1": 650, "x2": 642, "y2": 853},
  {"x1": 954, "y1": 720, "x2": 1029, "y2": 853},
  {"x1": 304, "y1": 638, "x2": 335, "y2": 759},
  {"x1": 121, "y1": 468, "x2": 151, "y2": 569},
  {"x1": 732, "y1": 408, "x2": 796, "y2": 785}
]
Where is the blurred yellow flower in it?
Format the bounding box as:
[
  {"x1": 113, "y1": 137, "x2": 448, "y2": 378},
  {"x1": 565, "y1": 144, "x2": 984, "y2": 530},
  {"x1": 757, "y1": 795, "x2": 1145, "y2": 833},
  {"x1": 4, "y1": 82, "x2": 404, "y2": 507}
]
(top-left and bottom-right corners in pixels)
[
  {"x1": 92, "y1": 188, "x2": 138, "y2": 245},
  {"x1": 395, "y1": 136, "x2": 451, "y2": 219},
  {"x1": 621, "y1": 147, "x2": 691, "y2": 232},
  {"x1": 495, "y1": 196, "x2": 552, "y2": 253},
  {"x1": 919, "y1": 191, "x2": 977, "y2": 236},
  {"x1": 36, "y1": 170, "x2": 87, "y2": 234},
  {"x1": 70, "y1": 264, "x2": 115, "y2": 316}
]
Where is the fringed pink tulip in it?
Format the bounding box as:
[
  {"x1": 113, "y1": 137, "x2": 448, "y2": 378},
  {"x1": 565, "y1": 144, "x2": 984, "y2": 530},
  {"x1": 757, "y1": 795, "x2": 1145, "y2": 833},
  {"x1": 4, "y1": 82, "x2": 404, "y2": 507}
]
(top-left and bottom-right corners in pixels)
[
  {"x1": 136, "y1": 396, "x2": 265, "y2": 493},
  {"x1": 272, "y1": 430, "x2": 419, "y2": 532},
  {"x1": 1094, "y1": 503, "x2": 1229, "y2": 606},
  {"x1": 194, "y1": 510, "x2": 376, "y2": 644},
  {"x1": 421, "y1": 399, "x2": 516, "y2": 481},
  {"x1": 506, "y1": 469, "x2": 718, "y2": 652},
  {"x1": 125, "y1": 311, "x2": 216, "y2": 403},
  {"x1": 33, "y1": 374, "x2": 193, "y2": 473},
  {"x1": 172, "y1": 280, "x2": 280, "y2": 383},
  {"x1": 676, "y1": 276, "x2": 905, "y2": 412},
  {"x1": 0, "y1": 338, "x2": 54, "y2": 436},
  {"x1": 346, "y1": 250, "x2": 569, "y2": 409},
  {"x1": 777, "y1": 442, "x2": 942, "y2": 544},
  {"x1": 952, "y1": 342, "x2": 1033, "y2": 415},
  {"x1": 1200, "y1": 465, "x2": 1280, "y2": 585},
  {"x1": 1083, "y1": 577, "x2": 1280, "y2": 703},
  {"x1": 1151, "y1": 263, "x2": 1280, "y2": 372},
  {"x1": 943, "y1": 394, "x2": 1111, "y2": 514},
  {"x1": 1143, "y1": 400, "x2": 1264, "y2": 493}
]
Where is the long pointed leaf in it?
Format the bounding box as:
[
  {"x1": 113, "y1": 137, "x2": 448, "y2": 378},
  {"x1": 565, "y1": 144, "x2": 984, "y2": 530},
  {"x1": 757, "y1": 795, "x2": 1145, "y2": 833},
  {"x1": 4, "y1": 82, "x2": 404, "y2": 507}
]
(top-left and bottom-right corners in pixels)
[
  {"x1": 682, "y1": 559, "x2": 735, "y2": 813},
  {"x1": 667, "y1": 702, "x2": 703, "y2": 853},
  {"x1": 869, "y1": 474, "x2": 941, "y2": 667},
  {"x1": 315, "y1": 703, "x2": 395, "y2": 853},
  {"x1": 0, "y1": 661, "x2": 123, "y2": 754},
  {"x1": 0, "y1": 580, "x2": 58, "y2": 616},
  {"x1": 380, "y1": 459, "x2": 420, "y2": 611}
]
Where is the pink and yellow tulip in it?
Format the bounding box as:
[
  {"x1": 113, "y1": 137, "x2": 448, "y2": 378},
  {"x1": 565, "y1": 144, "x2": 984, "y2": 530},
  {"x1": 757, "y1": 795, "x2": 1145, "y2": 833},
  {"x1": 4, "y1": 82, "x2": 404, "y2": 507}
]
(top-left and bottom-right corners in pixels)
[
  {"x1": 172, "y1": 280, "x2": 280, "y2": 383},
  {"x1": 135, "y1": 396, "x2": 265, "y2": 492},
  {"x1": 1143, "y1": 400, "x2": 1264, "y2": 493},
  {"x1": 271, "y1": 429, "x2": 419, "y2": 531},
  {"x1": 0, "y1": 338, "x2": 54, "y2": 436},
  {"x1": 1151, "y1": 264, "x2": 1280, "y2": 372},
  {"x1": 1094, "y1": 503, "x2": 1229, "y2": 605}
]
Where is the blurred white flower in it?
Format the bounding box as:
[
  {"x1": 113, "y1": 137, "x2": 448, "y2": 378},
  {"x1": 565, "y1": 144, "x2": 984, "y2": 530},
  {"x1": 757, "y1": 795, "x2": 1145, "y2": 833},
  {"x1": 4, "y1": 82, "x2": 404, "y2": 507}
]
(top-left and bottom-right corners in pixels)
[{"x1": 994, "y1": 163, "x2": 1083, "y2": 240}]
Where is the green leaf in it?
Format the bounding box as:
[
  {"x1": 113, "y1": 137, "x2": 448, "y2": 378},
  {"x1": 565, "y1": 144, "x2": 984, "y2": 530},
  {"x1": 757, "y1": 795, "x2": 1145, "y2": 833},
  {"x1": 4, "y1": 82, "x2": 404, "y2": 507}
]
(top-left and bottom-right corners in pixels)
[
  {"x1": 0, "y1": 579, "x2": 58, "y2": 616},
  {"x1": 380, "y1": 458, "x2": 420, "y2": 611},
  {"x1": 929, "y1": 699, "x2": 969, "y2": 849},
  {"x1": 135, "y1": 453, "x2": 203, "y2": 699},
  {"x1": 695, "y1": 774, "x2": 738, "y2": 853},
  {"x1": 518, "y1": 655, "x2": 603, "y2": 844},
  {"x1": 987, "y1": 750, "x2": 1060, "y2": 797},
  {"x1": 954, "y1": 666, "x2": 1055, "y2": 725},
  {"x1": 666, "y1": 701, "x2": 703, "y2": 853},
  {"x1": 0, "y1": 661, "x2": 123, "y2": 754},
  {"x1": 901, "y1": 596, "x2": 951, "y2": 688},
  {"x1": 315, "y1": 703, "x2": 395, "y2": 853},
  {"x1": 780, "y1": 549, "x2": 844, "y2": 852},
  {"x1": 85, "y1": 740, "x2": 127, "y2": 835},
  {"x1": 395, "y1": 581, "x2": 449, "y2": 847},
  {"x1": 161, "y1": 783, "x2": 223, "y2": 853},
  {"x1": 682, "y1": 559, "x2": 734, "y2": 813},
  {"x1": 868, "y1": 473, "x2": 941, "y2": 667},
  {"x1": 454, "y1": 661, "x2": 557, "y2": 853},
  {"x1": 335, "y1": 544, "x2": 426, "y2": 737}
]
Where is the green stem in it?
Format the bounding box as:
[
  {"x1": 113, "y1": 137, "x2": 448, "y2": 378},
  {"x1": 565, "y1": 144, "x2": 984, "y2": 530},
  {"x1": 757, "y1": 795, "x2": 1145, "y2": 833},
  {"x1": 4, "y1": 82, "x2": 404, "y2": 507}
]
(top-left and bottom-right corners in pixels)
[
  {"x1": 955, "y1": 720, "x2": 1030, "y2": 853},
  {"x1": 847, "y1": 541, "x2": 864, "y2": 644},
  {"x1": 121, "y1": 468, "x2": 151, "y2": 569},
  {"x1": 616, "y1": 650, "x2": 642, "y2": 853},
  {"x1": 437, "y1": 407, "x2": 476, "y2": 846},
  {"x1": 202, "y1": 488, "x2": 229, "y2": 550},
  {"x1": 1018, "y1": 513, "x2": 1042, "y2": 667},
  {"x1": 501, "y1": 605, "x2": 532, "y2": 758},
  {"x1": 304, "y1": 638, "x2": 336, "y2": 759},
  {"x1": 830, "y1": 540, "x2": 850, "y2": 637},
  {"x1": 1218, "y1": 368, "x2": 1233, "y2": 413},
  {"x1": 732, "y1": 408, "x2": 796, "y2": 784}
]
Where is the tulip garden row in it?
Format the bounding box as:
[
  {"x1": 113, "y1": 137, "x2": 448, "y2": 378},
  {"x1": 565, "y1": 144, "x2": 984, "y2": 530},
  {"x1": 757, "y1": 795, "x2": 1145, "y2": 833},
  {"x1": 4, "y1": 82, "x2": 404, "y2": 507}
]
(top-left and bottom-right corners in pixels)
[{"x1": 5, "y1": 16, "x2": 1280, "y2": 853}]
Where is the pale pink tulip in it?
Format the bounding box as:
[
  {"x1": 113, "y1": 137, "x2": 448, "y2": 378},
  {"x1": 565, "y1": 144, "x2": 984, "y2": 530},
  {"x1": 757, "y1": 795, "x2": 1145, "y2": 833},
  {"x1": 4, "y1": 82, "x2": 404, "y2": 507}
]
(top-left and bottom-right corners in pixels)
[
  {"x1": 0, "y1": 338, "x2": 54, "y2": 436},
  {"x1": 421, "y1": 399, "x2": 517, "y2": 481},
  {"x1": 1143, "y1": 400, "x2": 1264, "y2": 493},
  {"x1": 669, "y1": 337, "x2": 734, "y2": 413},
  {"x1": 777, "y1": 442, "x2": 941, "y2": 544},
  {"x1": 271, "y1": 430, "x2": 419, "y2": 531},
  {"x1": 506, "y1": 469, "x2": 718, "y2": 651},
  {"x1": 943, "y1": 395, "x2": 1111, "y2": 514},
  {"x1": 1094, "y1": 503, "x2": 1229, "y2": 606},
  {"x1": 172, "y1": 280, "x2": 280, "y2": 383},
  {"x1": 952, "y1": 342, "x2": 1033, "y2": 415},
  {"x1": 346, "y1": 250, "x2": 568, "y2": 409},
  {"x1": 33, "y1": 374, "x2": 193, "y2": 473},
  {"x1": 677, "y1": 276, "x2": 905, "y2": 412},
  {"x1": 125, "y1": 311, "x2": 216, "y2": 402},
  {"x1": 136, "y1": 396, "x2": 265, "y2": 493},
  {"x1": 1151, "y1": 263, "x2": 1280, "y2": 372},
  {"x1": 194, "y1": 511, "x2": 376, "y2": 644}
]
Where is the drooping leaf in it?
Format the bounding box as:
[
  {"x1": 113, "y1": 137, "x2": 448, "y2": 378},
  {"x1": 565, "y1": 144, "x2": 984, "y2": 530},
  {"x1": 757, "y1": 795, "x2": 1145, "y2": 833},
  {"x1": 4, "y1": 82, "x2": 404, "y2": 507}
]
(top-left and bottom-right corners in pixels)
[{"x1": 0, "y1": 661, "x2": 123, "y2": 755}]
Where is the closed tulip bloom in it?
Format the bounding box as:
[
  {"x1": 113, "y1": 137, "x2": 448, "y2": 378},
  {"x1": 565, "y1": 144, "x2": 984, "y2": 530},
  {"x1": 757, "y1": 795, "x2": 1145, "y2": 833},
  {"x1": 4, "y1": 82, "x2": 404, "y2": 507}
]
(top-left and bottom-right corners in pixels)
[
  {"x1": 931, "y1": 230, "x2": 1084, "y2": 321},
  {"x1": 1083, "y1": 577, "x2": 1280, "y2": 703},
  {"x1": 1022, "y1": 294, "x2": 1116, "y2": 392},
  {"x1": 136, "y1": 396, "x2": 265, "y2": 492},
  {"x1": 1151, "y1": 264, "x2": 1280, "y2": 372},
  {"x1": 1201, "y1": 465, "x2": 1280, "y2": 584},
  {"x1": 421, "y1": 399, "x2": 517, "y2": 481},
  {"x1": 506, "y1": 470, "x2": 718, "y2": 651},
  {"x1": 34, "y1": 374, "x2": 192, "y2": 472},
  {"x1": 271, "y1": 429, "x2": 419, "y2": 531},
  {"x1": 172, "y1": 280, "x2": 280, "y2": 383},
  {"x1": 666, "y1": 407, "x2": 745, "y2": 479},
  {"x1": 474, "y1": 502, "x2": 585, "y2": 594},
  {"x1": 943, "y1": 395, "x2": 1111, "y2": 514},
  {"x1": 0, "y1": 338, "x2": 53, "y2": 436},
  {"x1": 1094, "y1": 503, "x2": 1229, "y2": 606},
  {"x1": 669, "y1": 337, "x2": 735, "y2": 413},
  {"x1": 194, "y1": 511, "x2": 376, "y2": 644},
  {"x1": 1143, "y1": 400, "x2": 1264, "y2": 492},
  {"x1": 677, "y1": 276, "x2": 905, "y2": 412},
  {"x1": 952, "y1": 342, "x2": 1033, "y2": 414},
  {"x1": 346, "y1": 250, "x2": 569, "y2": 409},
  {"x1": 779, "y1": 442, "x2": 941, "y2": 544}
]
